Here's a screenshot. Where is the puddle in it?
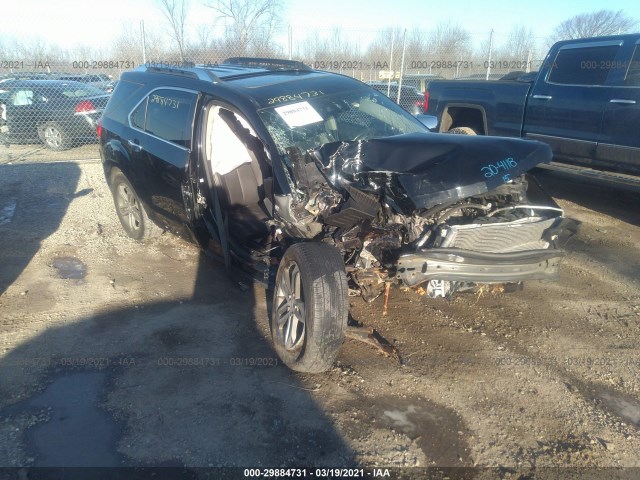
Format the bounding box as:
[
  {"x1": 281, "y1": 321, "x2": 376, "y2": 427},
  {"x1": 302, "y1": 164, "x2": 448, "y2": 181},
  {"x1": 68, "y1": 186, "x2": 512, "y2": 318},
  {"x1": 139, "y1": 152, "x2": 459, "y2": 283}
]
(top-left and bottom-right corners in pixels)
[
  {"x1": 597, "y1": 391, "x2": 640, "y2": 427},
  {"x1": 0, "y1": 372, "x2": 124, "y2": 467},
  {"x1": 51, "y1": 256, "x2": 86, "y2": 280},
  {"x1": 0, "y1": 198, "x2": 17, "y2": 225},
  {"x1": 349, "y1": 395, "x2": 471, "y2": 465}
]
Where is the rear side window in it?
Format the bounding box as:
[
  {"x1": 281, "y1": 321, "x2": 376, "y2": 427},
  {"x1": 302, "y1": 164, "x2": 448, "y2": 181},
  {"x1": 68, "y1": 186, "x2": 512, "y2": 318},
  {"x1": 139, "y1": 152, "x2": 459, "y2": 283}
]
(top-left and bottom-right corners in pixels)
[
  {"x1": 548, "y1": 44, "x2": 620, "y2": 85},
  {"x1": 131, "y1": 98, "x2": 147, "y2": 129},
  {"x1": 131, "y1": 89, "x2": 197, "y2": 148},
  {"x1": 104, "y1": 79, "x2": 144, "y2": 124},
  {"x1": 625, "y1": 46, "x2": 640, "y2": 87},
  {"x1": 11, "y1": 89, "x2": 34, "y2": 106}
]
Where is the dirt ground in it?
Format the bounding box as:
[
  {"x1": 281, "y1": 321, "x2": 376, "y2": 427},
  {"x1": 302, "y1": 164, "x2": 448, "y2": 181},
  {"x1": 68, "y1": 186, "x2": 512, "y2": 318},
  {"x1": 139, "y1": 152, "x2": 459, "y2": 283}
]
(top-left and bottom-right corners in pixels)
[{"x1": 0, "y1": 156, "x2": 639, "y2": 478}]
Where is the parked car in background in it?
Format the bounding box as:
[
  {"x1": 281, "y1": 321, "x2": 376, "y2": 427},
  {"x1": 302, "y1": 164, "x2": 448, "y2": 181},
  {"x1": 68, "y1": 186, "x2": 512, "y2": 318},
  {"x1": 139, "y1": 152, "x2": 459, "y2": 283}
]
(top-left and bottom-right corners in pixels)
[
  {"x1": 426, "y1": 34, "x2": 640, "y2": 176},
  {"x1": 367, "y1": 81, "x2": 426, "y2": 114},
  {"x1": 0, "y1": 72, "x2": 56, "y2": 83},
  {"x1": 57, "y1": 73, "x2": 114, "y2": 92},
  {"x1": 454, "y1": 73, "x2": 506, "y2": 80},
  {"x1": 98, "y1": 58, "x2": 574, "y2": 373},
  {"x1": 1, "y1": 79, "x2": 109, "y2": 150},
  {"x1": 400, "y1": 73, "x2": 444, "y2": 92},
  {"x1": 103, "y1": 80, "x2": 118, "y2": 94}
]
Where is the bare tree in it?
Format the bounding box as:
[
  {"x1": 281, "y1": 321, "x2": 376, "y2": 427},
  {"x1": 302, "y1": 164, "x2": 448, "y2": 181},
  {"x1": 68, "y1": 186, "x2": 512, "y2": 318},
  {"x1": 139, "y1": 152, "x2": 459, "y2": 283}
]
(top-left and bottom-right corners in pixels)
[
  {"x1": 112, "y1": 22, "x2": 166, "y2": 64},
  {"x1": 157, "y1": 0, "x2": 190, "y2": 61},
  {"x1": 205, "y1": 0, "x2": 283, "y2": 56},
  {"x1": 299, "y1": 28, "x2": 360, "y2": 63},
  {"x1": 550, "y1": 10, "x2": 638, "y2": 43},
  {"x1": 427, "y1": 22, "x2": 472, "y2": 60},
  {"x1": 405, "y1": 28, "x2": 429, "y2": 67},
  {"x1": 366, "y1": 27, "x2": 404, "y2": 72},
  {"x1": 502, "y1": 25, "x2": 536, "y2": 60}
]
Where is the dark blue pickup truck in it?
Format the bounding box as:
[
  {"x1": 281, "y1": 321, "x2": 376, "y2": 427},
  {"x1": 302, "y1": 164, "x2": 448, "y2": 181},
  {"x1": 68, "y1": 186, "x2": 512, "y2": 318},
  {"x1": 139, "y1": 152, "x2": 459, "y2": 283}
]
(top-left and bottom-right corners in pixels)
[{"x1": 426, "y1": 34, "x2": 640, "y2": 176}]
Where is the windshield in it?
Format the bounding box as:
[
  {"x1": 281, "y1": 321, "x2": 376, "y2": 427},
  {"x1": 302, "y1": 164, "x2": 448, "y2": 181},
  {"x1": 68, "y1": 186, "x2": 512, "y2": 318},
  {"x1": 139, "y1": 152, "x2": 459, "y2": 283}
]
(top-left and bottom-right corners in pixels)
[{"x1": 257, "y1": 88, "x2": 426, "y2": 154}]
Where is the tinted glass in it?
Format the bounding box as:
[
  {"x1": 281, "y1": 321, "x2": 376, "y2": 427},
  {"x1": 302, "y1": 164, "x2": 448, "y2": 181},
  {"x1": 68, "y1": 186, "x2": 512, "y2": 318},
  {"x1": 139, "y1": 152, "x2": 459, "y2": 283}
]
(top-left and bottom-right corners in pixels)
[
  {"x1": 548, "y1": 45, "x2": 620, "y2": 85},
  {"x1": 624, "y1": 46, "x2": 640, "y2": 87},
  {"x1": 131, "y1": 98, "x2": 147, "y2": 129},
  {"x1": 106, "y1": 79, "x2": 144, "y2": 124},
  {"x1": 144, "y1": 89, "x2": 197, "y2": 147}
]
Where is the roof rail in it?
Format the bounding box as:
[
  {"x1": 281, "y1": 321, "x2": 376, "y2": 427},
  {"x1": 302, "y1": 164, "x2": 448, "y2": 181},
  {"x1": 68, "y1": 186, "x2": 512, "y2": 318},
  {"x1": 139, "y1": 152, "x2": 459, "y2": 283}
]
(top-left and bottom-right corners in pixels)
[
  {"x1": 141, "y1": 65, "x2": 220, "y2": 83},
  {"x1": 222, "y1": 57, "x2": 312, "y2": 71}
]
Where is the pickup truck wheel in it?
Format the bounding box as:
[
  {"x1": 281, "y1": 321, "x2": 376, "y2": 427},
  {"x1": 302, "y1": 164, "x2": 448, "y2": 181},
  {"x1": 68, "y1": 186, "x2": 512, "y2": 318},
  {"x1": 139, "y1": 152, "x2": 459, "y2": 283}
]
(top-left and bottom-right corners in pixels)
[
  {"x1": 110, "y1": 170, "x2": 163, "y2": 240},
  {"x1": 271, "y1": 243, "x2": 348, "y2": 373},
  {"x1": 448, "y1": 126, "x2": 477, "y2": 135},
  {"x1": 38, "y1": 122, "x2": 72, "y2": 150}
]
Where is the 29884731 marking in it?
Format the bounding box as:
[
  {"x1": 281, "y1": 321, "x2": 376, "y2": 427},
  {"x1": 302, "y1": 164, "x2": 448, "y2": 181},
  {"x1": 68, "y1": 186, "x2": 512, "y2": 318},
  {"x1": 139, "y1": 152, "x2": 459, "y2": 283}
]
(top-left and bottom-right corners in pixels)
[
  {"x1": 244, "y1": 468, "x2": 308, "y2": 477},
  {"x1": 72, "y1": 60, "x2": 136, "y2": 69}
]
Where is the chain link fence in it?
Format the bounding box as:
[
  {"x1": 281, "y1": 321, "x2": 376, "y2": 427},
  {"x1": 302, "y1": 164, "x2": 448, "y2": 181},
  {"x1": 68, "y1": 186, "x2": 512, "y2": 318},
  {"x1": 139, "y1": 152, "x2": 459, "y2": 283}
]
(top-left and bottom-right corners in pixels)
[{"x1": 0, "y1": 27, "x2": 548, "y2": 163}]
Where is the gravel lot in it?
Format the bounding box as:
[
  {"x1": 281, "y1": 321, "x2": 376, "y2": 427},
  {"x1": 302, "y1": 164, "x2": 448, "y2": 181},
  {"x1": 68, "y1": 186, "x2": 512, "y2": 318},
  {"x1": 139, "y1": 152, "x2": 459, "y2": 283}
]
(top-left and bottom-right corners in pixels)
[{"x1": 0, "y1": 156, "x2": 639, "y2": 478}]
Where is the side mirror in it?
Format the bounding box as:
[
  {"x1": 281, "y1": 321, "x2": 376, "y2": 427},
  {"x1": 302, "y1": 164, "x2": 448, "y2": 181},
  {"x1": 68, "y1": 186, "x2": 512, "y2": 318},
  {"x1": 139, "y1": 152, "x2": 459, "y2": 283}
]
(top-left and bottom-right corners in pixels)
[{"x1": 414, "y1": 114, "x2": 438, "y2": 132}]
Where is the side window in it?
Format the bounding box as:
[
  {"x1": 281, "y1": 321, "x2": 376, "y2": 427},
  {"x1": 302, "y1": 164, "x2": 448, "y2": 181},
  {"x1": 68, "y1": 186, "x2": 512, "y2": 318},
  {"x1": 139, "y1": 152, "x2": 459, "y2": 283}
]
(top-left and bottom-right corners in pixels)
[
  {"x1": 548, "y1": 45, "x2": 620, "y2": 85},
  {"x1": 128, "y1": 89, "x2": 197, "y2": 147},
  {"x1": 624, "y1": 46, "x2": 640, "y2": 87},
  {"x1": 131, "y1": 97, "x2": 147, "y2": 130},
  {"x1": 145, "y1": 89, "x2": 197, "y2": 147},
  {"x1": 11, "y1": 90, "x2": 34, "y2": 106}
]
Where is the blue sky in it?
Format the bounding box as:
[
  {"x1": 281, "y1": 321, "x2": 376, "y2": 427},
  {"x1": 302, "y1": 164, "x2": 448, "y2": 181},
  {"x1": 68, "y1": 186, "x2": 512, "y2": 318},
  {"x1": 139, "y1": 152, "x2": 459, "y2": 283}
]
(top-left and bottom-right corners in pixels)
[
  {"x1": 285, "y1": 0, "x2": 640, "y2": 37},
  {"x1": 2, "y1": 0, "x2": 639, "y2": 51}
]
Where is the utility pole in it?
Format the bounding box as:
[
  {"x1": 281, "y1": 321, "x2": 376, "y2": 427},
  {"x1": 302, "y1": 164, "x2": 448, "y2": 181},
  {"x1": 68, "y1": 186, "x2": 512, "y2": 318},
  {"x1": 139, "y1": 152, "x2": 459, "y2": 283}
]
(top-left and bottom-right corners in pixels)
[
  {"x1": 397, "y1": 29, "x2": 407, "y2": 104},
  {"x1": 486, "y1": 29, "x2": 494, "y2": 81},
  {"x1": 141, "y1": 20, "x2": 147, "y2": 64}
]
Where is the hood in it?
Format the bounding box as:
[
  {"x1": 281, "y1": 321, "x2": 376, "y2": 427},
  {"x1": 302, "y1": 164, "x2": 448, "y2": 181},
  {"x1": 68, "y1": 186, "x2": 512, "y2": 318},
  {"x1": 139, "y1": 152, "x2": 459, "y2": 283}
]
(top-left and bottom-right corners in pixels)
[{"x1": 311, "y1": 132, "x2": 552, "y2": 213}]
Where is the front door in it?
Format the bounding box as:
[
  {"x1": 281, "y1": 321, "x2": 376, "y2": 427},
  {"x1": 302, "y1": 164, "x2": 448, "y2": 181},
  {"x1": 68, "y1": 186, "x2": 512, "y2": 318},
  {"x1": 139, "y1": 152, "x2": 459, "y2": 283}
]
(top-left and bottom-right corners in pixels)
[
  {"x1": 524, "y1": 40, "x2": 623, "y2": 166},
  {"x1": 597, "y1": 40, "x2": 640, "y2": 174}
]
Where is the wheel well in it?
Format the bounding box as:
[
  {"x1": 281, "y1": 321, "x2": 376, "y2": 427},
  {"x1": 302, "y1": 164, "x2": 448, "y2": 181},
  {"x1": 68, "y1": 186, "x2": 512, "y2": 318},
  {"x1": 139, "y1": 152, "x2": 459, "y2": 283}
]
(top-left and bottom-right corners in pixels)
[
  {"x1": 103, "y1": 161, "x2": 119, "y2": 186},
  {"x1": 441, "y1": 106, "x2": 486, "y2": 134}
]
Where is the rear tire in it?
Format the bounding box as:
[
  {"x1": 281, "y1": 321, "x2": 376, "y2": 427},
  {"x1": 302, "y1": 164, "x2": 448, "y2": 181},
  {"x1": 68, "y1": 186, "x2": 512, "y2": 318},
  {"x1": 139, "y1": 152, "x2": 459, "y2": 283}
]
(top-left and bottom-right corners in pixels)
[
  {"x1": 38, "y1": 122, "x2": 72, "y2": 150},
  {"x1": 110, "y1": 170, "x2": 163, "y2": 240},
  {"x1": 447, "y1": 126, "x2": 477, "y2": 135},
  {"x1": 271, "y1": 243, "x2": 348, "y2": 373}
]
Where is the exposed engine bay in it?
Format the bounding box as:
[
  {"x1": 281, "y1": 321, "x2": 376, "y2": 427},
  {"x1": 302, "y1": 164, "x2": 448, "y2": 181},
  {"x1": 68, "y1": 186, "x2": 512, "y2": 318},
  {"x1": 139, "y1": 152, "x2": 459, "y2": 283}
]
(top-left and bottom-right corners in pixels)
[{"x1": 271, "y1": 133, "x2": 576, "y2": 300}]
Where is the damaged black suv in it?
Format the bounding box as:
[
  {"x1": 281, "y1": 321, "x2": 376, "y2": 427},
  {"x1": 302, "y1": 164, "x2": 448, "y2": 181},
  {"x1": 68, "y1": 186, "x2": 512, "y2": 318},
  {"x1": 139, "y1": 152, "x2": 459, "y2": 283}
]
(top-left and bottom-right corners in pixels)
[{"x1": 98, "y1": 58, "x2": 575, "y2": 373}]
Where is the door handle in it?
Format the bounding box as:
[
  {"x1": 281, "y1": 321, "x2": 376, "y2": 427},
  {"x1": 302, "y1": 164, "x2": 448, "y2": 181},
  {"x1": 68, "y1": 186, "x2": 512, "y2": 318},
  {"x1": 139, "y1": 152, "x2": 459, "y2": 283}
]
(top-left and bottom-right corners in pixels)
[
  {"x1": 532, "y1": 95, "x2": 552, "y2": 100},
  {"x1": 128, "y1": 139, "x2": 142, "y2": 152},
  {"x1": 609, "y1": 99, "x2": 636, "y2": 104}
]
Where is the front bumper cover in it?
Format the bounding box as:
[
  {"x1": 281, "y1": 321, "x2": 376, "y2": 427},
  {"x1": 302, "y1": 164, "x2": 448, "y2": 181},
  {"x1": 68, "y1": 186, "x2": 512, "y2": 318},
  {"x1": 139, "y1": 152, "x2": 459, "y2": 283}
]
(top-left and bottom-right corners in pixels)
[{"x1": 396, "y1": 248, "x2": 564, "y2": 287}]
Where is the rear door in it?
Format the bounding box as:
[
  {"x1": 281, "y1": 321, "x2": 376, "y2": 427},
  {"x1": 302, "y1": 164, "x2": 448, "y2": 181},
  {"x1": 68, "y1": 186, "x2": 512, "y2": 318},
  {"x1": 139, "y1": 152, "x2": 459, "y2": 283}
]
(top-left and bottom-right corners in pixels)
[
  {"x1": 597, "y1": 40, "x2": 640, "y2": 174},
  {"x1": 524, "y1": 40, "x2": 622, "y2": 165},
  {"x1": 127, "y1": 87, "x2": 198, "y2": 232}
]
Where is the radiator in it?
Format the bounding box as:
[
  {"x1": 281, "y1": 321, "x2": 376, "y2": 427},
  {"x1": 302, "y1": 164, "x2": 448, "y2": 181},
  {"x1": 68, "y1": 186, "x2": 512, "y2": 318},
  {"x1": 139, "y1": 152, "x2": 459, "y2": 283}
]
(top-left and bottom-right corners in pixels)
[{"x1": 440, "y1": 217, "x2": 557, "y2": 253}]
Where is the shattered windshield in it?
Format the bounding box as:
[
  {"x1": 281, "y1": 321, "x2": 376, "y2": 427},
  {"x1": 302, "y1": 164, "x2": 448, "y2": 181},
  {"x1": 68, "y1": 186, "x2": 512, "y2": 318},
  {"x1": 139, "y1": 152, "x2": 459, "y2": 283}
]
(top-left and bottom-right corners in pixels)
[{"x1": 257, "y1": 88, "x2": 427, "y2": 154}]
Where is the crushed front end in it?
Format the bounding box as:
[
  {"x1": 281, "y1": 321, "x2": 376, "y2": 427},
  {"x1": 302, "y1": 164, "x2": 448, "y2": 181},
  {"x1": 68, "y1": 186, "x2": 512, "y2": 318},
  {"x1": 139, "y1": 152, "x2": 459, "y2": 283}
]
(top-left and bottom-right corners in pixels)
[{"x1": 273, "y1": 132, "x2": 577, "y2": 300}]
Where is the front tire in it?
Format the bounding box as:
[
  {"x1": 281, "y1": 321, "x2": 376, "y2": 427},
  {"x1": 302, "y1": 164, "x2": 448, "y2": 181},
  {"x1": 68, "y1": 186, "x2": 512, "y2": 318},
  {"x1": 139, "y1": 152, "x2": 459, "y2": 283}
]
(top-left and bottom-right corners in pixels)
[
  {"x1": 110, "y1": 170, "x2": 162, "y2": 240},
  {"x1": 271, "y1": 243, "x2": 348, "y2": 373}
]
